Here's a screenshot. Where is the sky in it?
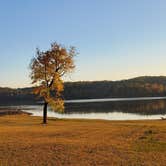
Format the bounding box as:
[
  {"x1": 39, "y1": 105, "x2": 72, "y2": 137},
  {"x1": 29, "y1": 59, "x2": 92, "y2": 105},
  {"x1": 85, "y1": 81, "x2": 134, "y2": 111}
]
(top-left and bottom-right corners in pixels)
[{"x1": 0, "y1": 0, "x2": 166, "y2": 88}]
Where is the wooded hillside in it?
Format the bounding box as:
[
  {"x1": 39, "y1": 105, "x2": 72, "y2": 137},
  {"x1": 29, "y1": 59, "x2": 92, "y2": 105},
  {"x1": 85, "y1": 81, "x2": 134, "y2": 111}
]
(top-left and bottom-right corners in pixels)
[{"x1": 1, "y1": 76, "x2": 166, "y2": 104}]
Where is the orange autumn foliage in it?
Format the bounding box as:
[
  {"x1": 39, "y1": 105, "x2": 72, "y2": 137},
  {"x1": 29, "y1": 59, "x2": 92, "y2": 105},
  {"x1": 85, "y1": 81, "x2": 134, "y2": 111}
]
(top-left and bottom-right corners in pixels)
[{"x1": 30, "y1": 42, "x2": 77, "y2": 112}]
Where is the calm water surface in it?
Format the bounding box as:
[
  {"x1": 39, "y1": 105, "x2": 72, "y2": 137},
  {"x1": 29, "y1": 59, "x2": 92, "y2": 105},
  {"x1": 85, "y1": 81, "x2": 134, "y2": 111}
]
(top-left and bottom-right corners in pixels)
[{"x1": 19, "y1": 97, "x2": 166, "y2": 120}]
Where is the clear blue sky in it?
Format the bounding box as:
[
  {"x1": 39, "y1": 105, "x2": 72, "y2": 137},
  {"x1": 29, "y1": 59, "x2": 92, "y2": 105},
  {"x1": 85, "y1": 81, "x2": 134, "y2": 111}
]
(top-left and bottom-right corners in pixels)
[{"x1": 0, "y1": 0, "x2": 166, "y2": 88}]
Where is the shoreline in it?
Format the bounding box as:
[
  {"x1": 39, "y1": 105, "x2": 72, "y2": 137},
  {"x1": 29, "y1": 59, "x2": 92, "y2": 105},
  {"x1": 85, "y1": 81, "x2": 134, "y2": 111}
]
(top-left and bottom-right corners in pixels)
[
  {"x1": 1, "y1": 108, "x2": 166, "y2": 121},
  {"x1": 0, "y1": 106, "x2": 166, "y2": 121},
  {"x1": 1, "y1": 110, "x2": 166, "y2": 122},
  {"x1": 0, "y1": 108, "x2": 32, "y2": 116}
]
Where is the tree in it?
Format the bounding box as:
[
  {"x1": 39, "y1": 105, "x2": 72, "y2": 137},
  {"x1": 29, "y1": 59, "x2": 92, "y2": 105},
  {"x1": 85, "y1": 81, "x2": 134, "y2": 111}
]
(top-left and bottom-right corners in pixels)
[{"x1": 30, "y1": 42, "x2": 77, "y2": 124}]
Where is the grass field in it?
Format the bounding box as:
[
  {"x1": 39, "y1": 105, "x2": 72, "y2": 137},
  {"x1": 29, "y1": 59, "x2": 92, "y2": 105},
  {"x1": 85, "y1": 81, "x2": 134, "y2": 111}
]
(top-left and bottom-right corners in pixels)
[{"x1": 0, "y1": 114, "x2": 166, "y2": 166}]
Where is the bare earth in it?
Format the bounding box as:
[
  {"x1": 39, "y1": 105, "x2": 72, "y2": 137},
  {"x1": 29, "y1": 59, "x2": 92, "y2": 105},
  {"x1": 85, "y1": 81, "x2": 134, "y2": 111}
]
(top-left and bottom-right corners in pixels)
[{"x1": 0, "y1": 114, "x2": 166, "y2": 166}]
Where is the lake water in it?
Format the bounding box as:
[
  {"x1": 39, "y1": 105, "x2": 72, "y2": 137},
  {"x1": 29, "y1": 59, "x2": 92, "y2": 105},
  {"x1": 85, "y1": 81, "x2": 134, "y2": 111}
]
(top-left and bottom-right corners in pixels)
[{"x1": 18, "y1": 97, "x2": 166, "y2": 120}]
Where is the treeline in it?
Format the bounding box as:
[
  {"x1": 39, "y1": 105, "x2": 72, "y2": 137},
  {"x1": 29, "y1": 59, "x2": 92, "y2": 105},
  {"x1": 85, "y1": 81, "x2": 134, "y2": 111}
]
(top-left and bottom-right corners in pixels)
[
  {"x1": 64, "y1": 76, "x2": 166, "y2": 99},
  {"x1": 1, "y1": 76, "x2": 166, "y2": 104}
]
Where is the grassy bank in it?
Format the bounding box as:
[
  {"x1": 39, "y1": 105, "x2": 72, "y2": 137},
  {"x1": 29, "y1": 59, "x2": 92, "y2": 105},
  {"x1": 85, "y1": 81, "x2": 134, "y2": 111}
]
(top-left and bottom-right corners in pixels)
[{"x1": 0, "y1": 115, "x2": 166, "y2": 166}]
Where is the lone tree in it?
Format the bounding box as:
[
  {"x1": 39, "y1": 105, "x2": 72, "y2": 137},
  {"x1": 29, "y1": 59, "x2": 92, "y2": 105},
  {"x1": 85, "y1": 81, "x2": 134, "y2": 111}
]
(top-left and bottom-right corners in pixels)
[{"x1": 30, "y1": 42, "x2": 76, "y2": 124}]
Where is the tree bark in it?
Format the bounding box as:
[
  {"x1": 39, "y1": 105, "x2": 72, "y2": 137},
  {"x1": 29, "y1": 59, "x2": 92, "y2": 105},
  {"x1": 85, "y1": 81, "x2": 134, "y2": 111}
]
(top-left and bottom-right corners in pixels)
[{"x1": 43, "y1": 102, "x2": 48, "y2": 124}]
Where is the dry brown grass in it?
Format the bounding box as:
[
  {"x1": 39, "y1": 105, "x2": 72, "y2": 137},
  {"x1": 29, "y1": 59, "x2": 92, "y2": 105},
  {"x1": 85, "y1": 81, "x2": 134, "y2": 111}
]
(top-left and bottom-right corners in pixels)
[{"x1": 0, "y1": 115, "x2": 166, "y2": 166}]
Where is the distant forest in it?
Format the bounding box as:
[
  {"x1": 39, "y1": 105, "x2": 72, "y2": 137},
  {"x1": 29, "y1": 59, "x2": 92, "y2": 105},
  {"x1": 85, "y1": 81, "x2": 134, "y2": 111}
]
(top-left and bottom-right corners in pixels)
[{"x1": 1, "y1": 76, "x2": 166, "y2": 105}]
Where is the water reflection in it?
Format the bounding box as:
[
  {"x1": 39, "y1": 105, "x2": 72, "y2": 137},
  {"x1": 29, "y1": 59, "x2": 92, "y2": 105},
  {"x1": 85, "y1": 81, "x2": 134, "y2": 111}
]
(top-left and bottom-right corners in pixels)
[
  {"x1": 19, "y1": 99, "x2": 166, "y2": 120},
  {"x1": 65, "y1": 99, "x2": 166, "y2": 115},
  {"x1": 2, "y1": 98, "x2": 166, "y2": 120}
]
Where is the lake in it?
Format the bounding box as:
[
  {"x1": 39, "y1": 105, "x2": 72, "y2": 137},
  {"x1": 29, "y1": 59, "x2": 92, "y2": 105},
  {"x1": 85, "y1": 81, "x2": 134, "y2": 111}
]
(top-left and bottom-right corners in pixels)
[{"x1": 14, "y1": 97, "x2": 166, "y2": 120}]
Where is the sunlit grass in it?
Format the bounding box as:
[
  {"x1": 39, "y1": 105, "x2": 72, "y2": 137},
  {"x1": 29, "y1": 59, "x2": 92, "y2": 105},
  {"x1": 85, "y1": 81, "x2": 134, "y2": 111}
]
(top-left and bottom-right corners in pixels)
[{"x1": 0, "y1": 115, "x2": 166, "y2": 165}]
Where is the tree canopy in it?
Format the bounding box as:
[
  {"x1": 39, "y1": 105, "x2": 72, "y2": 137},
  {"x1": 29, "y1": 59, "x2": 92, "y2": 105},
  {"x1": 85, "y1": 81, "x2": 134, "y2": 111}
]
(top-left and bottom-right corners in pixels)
[{"x1": 30, "y1": 42, "x2": 77, "y2": 114}]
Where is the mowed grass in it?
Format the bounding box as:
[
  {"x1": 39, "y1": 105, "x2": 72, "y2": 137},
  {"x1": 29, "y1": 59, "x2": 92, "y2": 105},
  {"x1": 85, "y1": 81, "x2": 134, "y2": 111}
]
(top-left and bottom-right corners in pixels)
[{"x1": 0, "y1": 115, "x2": 166, "y2": 166}]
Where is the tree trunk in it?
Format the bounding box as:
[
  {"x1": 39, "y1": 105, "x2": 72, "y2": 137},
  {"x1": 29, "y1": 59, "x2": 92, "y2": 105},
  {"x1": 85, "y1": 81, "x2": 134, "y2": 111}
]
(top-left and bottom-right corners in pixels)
[{"x1": 43, "y1": 102, "x2": 48, "y2": 124}]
